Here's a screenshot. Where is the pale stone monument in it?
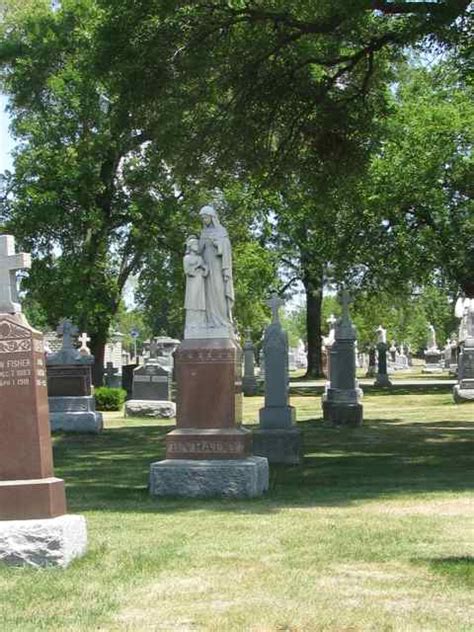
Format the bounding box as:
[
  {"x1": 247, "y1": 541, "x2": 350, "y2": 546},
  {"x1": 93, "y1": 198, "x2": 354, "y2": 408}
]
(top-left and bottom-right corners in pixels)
[
  {"x1": 242, "y1": 328, "x2": 258, "y2": 396},
  {"x1": 322, "y1": 291, "x2": 363, "y2": 426},
  {"x1": 253, "y1": 294, "x2": 301, "y2": 464},
  {"x1": 0, "y1": 235, "x2": 87, "y2": 567},
  {"x1": 149, "y1": 206, "x2": 268, "y2": 497},
  {"x1": 46, "y1": 320, "x2": 103, "y2": 433},
  {"x1": 453, "y1": 303, "x2": 474, "y2": 403},
  {"x1": 423, "y1": 323, "x2": 443, "y2": 373},
  {"x1": 374, "y1": 325, "x2": 392, "y2": 386}
]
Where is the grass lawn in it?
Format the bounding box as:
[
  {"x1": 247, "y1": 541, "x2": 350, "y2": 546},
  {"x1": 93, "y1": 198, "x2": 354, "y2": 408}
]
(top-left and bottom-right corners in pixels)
[{"x1": 1, "y1": 392, "x2": 473, "y2": 631}]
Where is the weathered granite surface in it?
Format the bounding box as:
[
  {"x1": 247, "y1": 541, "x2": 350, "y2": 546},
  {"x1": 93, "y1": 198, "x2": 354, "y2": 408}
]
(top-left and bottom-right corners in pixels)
[
  {"x1": 125, "y1": 400, "x2": 176, "y2": 418},
  {"x1": 149, "y1": 457, "x2": 269, "y2": 498},
  {"x1": 0, "y1": 515, "x2": 87, "y2": 568}
]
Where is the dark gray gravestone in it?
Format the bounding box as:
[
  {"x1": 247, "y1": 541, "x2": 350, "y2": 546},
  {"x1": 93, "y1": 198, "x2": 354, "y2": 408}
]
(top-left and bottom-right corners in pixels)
[
  {"x1": 242, "y1": 329, "x2": 258, "y2": 396},
  {"x1": 374, "y1": 342, "x2": 392, "y2": 387},
  {"x1": 121, "y1": 363, "x2": 138, "y2": 398},
  {"x1": 253, "y1": 295, "x2": 301, "y2": 464},
  {"x1": 132, "y1": 360, "x2": 171, "y2": 401},
  {"x1": 322, "y1": 291, "x2": 363, "y2": 426},
  {"x1": 46, "y1": 320, "x2": 102, "y2": 433},
  {"x1": 104, "y1": 362, "x2": 121, "y2": 388}
]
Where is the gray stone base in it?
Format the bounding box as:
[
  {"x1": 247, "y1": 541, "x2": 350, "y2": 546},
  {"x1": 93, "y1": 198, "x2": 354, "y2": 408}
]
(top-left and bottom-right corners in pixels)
[
  {"x1": 0, "y1": 515, "x2": 87, "y2": 568},
  {"x1": 323, "y1": 401, "x2": 363, "y2": 427},
  {"x1": 453, "y1": 385, "x2": 474, "y2": 403},
  {"x1": 252, "y1": 427, "x2": 302, "y2": 464},
  {"x1": 149, "y1": 457, "x2": 269, "y2": 498},
  {"x1": 374, "y1": 373, "x2": 392, "y2": 387},
  {"x1": 422, "y1": 365, "x2": 444, "y2": 374},
  {"x1": 259, "y1": 405, "x2": 296, "y2": 429},
  {"x1": 125, "y1": 400, "x2": 176, "y2": 418},
  {"x1": 49, "y1": 396, "x2": 103, "y2": 433}
]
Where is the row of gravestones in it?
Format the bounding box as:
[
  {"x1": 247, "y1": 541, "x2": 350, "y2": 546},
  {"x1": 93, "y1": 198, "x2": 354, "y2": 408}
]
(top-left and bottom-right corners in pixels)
[{"x1": 1, "y1": 233, "x2": 473, "y2": 569}]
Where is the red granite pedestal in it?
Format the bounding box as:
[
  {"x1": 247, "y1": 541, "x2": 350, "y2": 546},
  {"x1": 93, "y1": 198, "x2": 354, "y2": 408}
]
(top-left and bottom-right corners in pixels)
[
  {"x1": 150, "y1": 338, "x2": 268, "y2": 498},
  {"x1": 0, "y1": 314, "x2": 87, "y2": 567},
  {"x1": 0, "y1": 315, "x2": 66, "y2": 520}
]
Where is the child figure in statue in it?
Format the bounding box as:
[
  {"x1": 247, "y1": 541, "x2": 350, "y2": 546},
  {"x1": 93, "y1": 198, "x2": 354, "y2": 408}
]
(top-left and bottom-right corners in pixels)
[{"x1": 184, "y1": 235, "x2": 208, "y2": 331}]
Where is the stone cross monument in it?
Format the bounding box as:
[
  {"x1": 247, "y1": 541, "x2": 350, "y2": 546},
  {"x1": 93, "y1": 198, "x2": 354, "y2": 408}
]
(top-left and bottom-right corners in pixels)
[
  {"x1": 0, "y1": 235, "x2": 32, "y2": 314},
  {"x1": 149, "y1": 205, "x2": 268, "y2": 498},
  {"x1": 253, "y1": 294, "x2": 301, "y2": 464},
  {"x1": 0, "y1": 235, "x2": 87, "y2": 567},
  {"x1": 374, "y1": 325, "x2": 392, "y2": 387},
  {"x1": 321, "y1": 290, "x2": 363, "y2": 426}
]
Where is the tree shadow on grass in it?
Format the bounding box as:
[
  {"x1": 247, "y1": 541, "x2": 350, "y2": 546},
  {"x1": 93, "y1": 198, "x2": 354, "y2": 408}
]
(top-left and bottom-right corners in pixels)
[
  {"x1": 413, "y1": 556, "x2": 474, "y2": 588},
  {"x1": 52, "y1": 412, "x2": 474, "y2": 515}
]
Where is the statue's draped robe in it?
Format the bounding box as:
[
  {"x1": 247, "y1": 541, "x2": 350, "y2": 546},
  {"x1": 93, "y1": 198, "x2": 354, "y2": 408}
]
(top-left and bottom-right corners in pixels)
[{"x1": 199, "y1": 223, "x2": 235, "y2": 329}]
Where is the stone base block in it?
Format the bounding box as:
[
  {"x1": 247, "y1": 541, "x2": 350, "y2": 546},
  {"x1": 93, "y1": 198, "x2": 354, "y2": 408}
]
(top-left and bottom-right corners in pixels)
[
  {"x1": 50, "y1": 412, "x2": 103, "y2": 433},
  {"x1": 259, "y1": 405, "x2": 296, "y2": 429},
  {"x1": 453, "y1": 385, "x2": 474, "y2": 403},
  {"x1": 242, "y1": 376, "x2": 259, "y2": 396},
  {"x1": 323, "y1": 401, "x2": 363, "y2": 427},
  {"x1": 149, "y1": 457, "x2": 269, "y2": 498},
  {"x1": 0, "y1": 478, "x2": 67, "y2": 521},
  {"x1": 252, "y1": 427, "x2": 302, "y2": 464},
  {"x1": 0, "y1": 515, "x2": 87, "y2": 568},
  {"x1": 422, "y1": 365, "x2": 444, "y2": 374},
  {"x1": 125, "y1": 400, "x2": 176, "y2": 418},
  {"x1": 374, "y1": 374, "x2": 392, "y2": 387}
]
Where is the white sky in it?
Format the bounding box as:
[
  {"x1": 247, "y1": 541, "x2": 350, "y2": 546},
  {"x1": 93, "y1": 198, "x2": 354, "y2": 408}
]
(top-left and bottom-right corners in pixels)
[{"x1": 0, "y1": 95, "x2": 14, "y2": 173}]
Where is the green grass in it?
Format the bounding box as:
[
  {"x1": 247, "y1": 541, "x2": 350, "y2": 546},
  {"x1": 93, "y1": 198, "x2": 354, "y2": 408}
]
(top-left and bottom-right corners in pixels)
[{"x1": 0, "y1": 393, "x2": 473, "y2": 631}]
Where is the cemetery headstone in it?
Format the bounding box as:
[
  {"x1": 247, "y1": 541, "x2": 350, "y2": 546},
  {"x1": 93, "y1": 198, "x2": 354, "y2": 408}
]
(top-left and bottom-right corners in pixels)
[
  {"x1": 0, "y1": 235, "x2": 87, "y2": 567},
  {"x1": 374, "y1": 325, "x2": 392, "y2": 386},
  {"x1": 149, "y1": 206, "x2": 268, "y2": 498},
  {"x1": 453, "y1": 305, "x2": 474, "y2": 403},
  {"x1": 365, "y1": 345, "x2": 377, "y2": 378},
  {"x1": 322, "y1": 291, "x2": 363, "y2": 426},
  {"x1": 242, "y1": 328, "x2": 258, "y2": 396},
  {"x1": 253, "y1": 295, "x2": 302, "y2": 464},
  {"x1": 423, "y1": 324, "x2": 443, "y2": 373},
  {"x1": 125, "y1": 358, "x2": 175, "y2": 418},
  {"x1": 104, "y1": 361, "x2": 121, "y2": 388},
  {"x1": 46, "y1": 321, "x2": 103, "y2": 433}
]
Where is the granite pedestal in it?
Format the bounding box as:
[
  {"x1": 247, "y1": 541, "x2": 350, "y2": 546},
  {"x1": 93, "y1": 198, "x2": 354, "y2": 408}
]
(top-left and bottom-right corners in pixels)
[
  {"x1": 150, "y1": 337, "x2": 268, "y2": 498},
  {"x1": 0, "y1": 307, "x2": 87, "y2": 567},
  {"x1": 422, "y1": 350, "x2": 443, "y2": 374}
]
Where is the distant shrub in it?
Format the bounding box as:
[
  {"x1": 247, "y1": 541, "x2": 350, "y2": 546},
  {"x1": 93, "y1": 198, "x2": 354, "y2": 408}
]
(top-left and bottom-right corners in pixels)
[{"x1": 95, "y1": 387, "x2": 126, "y2": 411}]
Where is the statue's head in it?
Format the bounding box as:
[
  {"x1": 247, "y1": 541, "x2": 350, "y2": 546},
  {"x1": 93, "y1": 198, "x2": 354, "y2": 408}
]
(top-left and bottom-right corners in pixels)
[
  {"x1": 199, "y1": 204, "x2": 218, "y2": 227},
  {"x1": 185, "y1": 235, "x2": 199, "y2": 253}
]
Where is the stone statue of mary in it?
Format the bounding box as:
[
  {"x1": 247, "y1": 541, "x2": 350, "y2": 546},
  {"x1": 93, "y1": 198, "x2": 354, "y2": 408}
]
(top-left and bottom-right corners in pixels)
[{"x1": 197, "y1": 205, "x2": 235, "y2": 336}]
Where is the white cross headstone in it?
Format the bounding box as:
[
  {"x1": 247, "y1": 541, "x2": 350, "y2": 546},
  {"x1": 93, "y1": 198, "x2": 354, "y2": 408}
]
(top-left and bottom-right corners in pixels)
[
  {"x1": 266, "y1": 293, "x2": 285, "y2": 324},
  {"x1": 0, "y1": 235, "x2": 32, "y2": 314},
  {"x1": 78, "y1": 332, "x2": 91, "y2": 356}
]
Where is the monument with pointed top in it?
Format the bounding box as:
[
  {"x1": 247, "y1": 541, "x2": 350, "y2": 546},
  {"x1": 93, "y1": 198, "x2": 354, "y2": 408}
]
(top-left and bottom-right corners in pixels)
[
  {"x1": 252, "y1": 294, "x2": 302, "y2": 464},
  {"x1": 0, "y1": 234, "x2": 87, "y2": 567},
  {"x1": 322, "y1": 290, "x2": 363, "y2": 426}
]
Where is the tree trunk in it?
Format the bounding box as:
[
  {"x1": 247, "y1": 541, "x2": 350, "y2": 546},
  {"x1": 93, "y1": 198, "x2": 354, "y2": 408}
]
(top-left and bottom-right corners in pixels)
[
  {"x1": 303, "y1": 269, "x2": 324, "y2": 379},
  {"x1": 91, "y1": 330, "x2": 108, "y2": 387}
]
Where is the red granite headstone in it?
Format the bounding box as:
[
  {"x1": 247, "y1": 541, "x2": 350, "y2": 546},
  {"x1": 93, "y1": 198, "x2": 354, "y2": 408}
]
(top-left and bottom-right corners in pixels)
[{"x1": 0, "y1": 314, "x2": 67, "y2": 519}]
